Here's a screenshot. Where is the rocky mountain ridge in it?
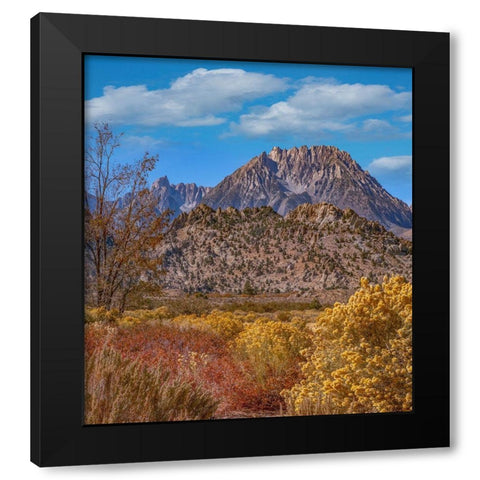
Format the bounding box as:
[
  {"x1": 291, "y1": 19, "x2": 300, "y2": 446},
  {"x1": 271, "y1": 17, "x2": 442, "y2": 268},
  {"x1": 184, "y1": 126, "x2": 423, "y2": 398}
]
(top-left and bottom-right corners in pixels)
[
  {"x1": 150, "y1": 176, "x2": 211, "y2": 217},
  {"x1": 201, "y1": 145, "x2": 412, "y2": 232},
  {"x1": 159, "y1": 202, "x2": 412, "y2": 301},
  {"x1": 148, "y1": 145, "x2": 412, "y2": 235}
]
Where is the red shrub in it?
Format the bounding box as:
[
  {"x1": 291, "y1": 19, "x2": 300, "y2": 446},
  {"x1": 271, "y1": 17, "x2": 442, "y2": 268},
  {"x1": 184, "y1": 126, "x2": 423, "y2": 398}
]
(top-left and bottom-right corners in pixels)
[{"x1": 84, "y1": 322, "x2": 305, "y2": 419}]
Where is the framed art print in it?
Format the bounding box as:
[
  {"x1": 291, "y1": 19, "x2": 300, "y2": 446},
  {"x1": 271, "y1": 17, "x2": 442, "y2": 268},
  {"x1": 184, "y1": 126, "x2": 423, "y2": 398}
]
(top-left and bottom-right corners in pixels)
[{"x1": 31, "y1": 13, "x2": 450, "y2": 466}]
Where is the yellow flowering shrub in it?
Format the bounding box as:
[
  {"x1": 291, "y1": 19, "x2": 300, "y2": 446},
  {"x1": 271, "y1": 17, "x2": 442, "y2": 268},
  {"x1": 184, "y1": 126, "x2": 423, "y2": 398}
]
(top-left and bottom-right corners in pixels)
[
  {"x1": 126, "y1": 306, "x2": 170, "y2": 322},
  {"x1": 173, "y1": 310, "x2": 244, "y2": 340},
  {"x1": 233, "y1": 319, "x2": 311, "y2": 384},
  {"x1": 204, "y1": 310, "x2": 245, "y2": 339},
  {"x1": 282, "y1": 276, "x2": 412, "y2": 415},
  {"x1": 117, "y1": 315, "x2": 142, "y2": 327},
  {"x1": 241, "y1": 312, "x2": 258, "y2": 323},
  {"x1": 85, "y1": 306, "x2": 120, "y2": 323},
  {"x1": 86, "y1": 306, "x2": 171, "y2": 326}
]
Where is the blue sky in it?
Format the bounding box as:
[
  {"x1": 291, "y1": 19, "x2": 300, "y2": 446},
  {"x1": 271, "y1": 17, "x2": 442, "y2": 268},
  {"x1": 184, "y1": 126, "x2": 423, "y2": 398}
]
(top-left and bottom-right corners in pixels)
[{"x1": 85, "y1": 55, "x2": 412, "y2": 204}]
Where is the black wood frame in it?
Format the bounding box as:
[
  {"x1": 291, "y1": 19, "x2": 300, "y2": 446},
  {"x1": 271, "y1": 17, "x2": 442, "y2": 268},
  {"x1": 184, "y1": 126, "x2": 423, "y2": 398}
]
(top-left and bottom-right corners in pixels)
[{"x1": 31, "y1": 12, "x2": 449, "y2": 467}]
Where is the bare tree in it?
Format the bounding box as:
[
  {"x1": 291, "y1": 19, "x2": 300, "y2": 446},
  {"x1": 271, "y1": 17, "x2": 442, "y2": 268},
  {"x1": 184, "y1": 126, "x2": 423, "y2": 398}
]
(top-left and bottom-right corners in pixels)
[{"x1": 84, "y1": 123, "x2": 170, "y2": 312}]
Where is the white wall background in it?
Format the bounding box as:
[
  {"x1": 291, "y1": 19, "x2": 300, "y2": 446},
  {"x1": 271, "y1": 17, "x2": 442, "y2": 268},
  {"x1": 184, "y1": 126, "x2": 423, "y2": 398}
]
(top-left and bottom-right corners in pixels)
[{"x1": 0, "y1": 0, "x2": 476, "y2": 478}]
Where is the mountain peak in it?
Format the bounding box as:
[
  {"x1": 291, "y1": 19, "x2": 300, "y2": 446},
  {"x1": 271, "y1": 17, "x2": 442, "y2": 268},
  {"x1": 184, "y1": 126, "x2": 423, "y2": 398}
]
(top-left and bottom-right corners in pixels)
[
  {"x1": 150, "y1": 176, "x2": 210, "y2": 217},
  {"x1": 202, "y1": 145, "x2": 412, "y2": 231},
  {"x1": 270, "y1": 145, "x2": 282, "y2": 155},
  {"x1": 151, "y1": 175, "x2": 170, "y2": 189},
  {"x1": 149, "y1": 145, "x2": 411, "y2": 233}
]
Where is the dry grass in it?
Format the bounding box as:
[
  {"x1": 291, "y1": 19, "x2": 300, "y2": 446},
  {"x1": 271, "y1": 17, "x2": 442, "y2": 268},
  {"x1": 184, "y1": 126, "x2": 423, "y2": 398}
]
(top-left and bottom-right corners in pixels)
[
  {"x1": 85, "y1": 345, "x2": 218, "y2": 424},
  {"x1": 84, "y1": 309, "x2": 313, "y2": 420}
]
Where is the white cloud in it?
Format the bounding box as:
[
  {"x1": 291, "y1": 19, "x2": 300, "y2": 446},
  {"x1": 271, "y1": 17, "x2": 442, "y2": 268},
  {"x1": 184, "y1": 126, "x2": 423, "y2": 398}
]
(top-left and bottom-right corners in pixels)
[
  {"x1": 229, "y1": 80, "x2": 411, "y2": 138},
  {"x1": 123, "y1": 135, "x2": 167, "y2": 147},
  {"x1": 85, "y1": 68, "x2": 289, "y2": 127},
  {"x1": 367, "y1": 155, "x2": 412, "y2": 175},
  {"x1": 398, "y1": 114, "x2": 413, "y2": 122},
  {"x1": 347, "y1": 119, "x2": 409, "y2": 140},
  {"x1": 361, "y1": 119, "x2": 392, "y2": 132}
]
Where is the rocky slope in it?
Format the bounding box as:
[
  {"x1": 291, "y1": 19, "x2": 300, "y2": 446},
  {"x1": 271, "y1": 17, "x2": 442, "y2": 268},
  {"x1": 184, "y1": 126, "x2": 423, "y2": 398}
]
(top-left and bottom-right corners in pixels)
[
  {"x1": 201, "y1": 145, "x2": 412, "y2": 232},
  {"x1": 150, "y1": 176, "x2": 211, "y2": 216},
  {"x1": 159, "y1": 202, "x2": 412, "y2": 300}
]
